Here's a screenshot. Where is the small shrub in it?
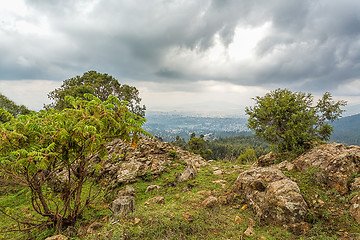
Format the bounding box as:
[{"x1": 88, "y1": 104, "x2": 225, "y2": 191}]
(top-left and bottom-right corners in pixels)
[{"x1": 237, "y1": 148, "x2": 257, "y2": 164}]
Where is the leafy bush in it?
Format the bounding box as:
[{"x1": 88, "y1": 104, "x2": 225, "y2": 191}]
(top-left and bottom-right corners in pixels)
[{"x1": 0, "y1": 94, "x2": 149, "y2": 233}]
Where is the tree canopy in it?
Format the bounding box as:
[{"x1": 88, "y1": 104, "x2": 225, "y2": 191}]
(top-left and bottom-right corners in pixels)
[
  {"x1": 0, "y1": 93, "x2": 31, "y2": 123},
  {"x1": 245, "y1": 89, "x2": 347, "y2": 152},
  {"x1": 0, "y1": 94, "x2": 149, "y2": 232},
  {"x1": 46, "y1": 71, "x2": 146, "y2": 116}
]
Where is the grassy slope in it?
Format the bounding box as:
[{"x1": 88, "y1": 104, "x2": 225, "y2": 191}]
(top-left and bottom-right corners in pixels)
[{"x1": 1, "y1": 157, "x2": 360, "y2": 239}]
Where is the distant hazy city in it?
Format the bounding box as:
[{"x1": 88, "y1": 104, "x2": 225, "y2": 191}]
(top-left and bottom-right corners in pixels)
[
  {"x1": 144, "y1": 111, "x2": 250, "y2": 142},
  {"x1": 144, "y1": 111, "x2": 360, "y2": 146}
]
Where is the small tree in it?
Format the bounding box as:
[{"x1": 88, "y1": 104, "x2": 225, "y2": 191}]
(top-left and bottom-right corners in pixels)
[
  {"x1": 0, "y1": 94, "x2": 149, "y2": 232},
  {"x1": 46, "y1": 71, "x2": 146, "y2": 117},
  {"x1": 188, "y1": 134, "x2": 213, "y2": 160},
  {"x1": 245, "y1": 89, "x2": 346, "y2": 152},
  {"x1": 0, "y1": 93, "x2": 32, "y2": 123}
]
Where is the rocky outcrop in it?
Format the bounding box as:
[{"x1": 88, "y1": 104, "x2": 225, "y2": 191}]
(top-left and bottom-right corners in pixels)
[
  {"x1": 92, "y1": 137, "x2": 208, "y2": 187},
  {"x1": 293, "y1": 143, "x2": 360, "y2": 195},
  {"x1": 232, "y1": 167, "x2": 309, "y2": 235}
]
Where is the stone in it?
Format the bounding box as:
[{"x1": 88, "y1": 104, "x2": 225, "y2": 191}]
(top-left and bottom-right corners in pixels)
[
  {"x1": 182, "y1": 212, "x2": 195, "y2": 222},
  {"x1": 286, "y1": 222, "x2": 312, "y2": 235},
  {"x1": 234, "y1": 216, "x2": 242, "y2": 223},
  {"x1": 218, "y1": 195, "x2": 230, "y2": 205},
  {"x1": 351, "y1": 177, "x2": 360, "y2": 191},
  {"x1": 212, "y1": 179, "x2": 227, "y2": 184},
  {"x1": 134, "y1": 218, "x2": 141, "y2": 225},
  {"x1": 87, "y1": 222, "x2": 104, "y2": 234},
  {"x1": 213, "y1": 169, "x2": 223, "y2": 175},
  {"x1": 274, "y1": 160, "x2": 295, "y2": 171},
  {"x1": 202, "y1": 196, "x2": 218, "y2": 208},
  {"x1": 247, "y1": 218, "x2": 256, "y2": 227},
  {"x1": 145, "y1": 185, "x2": 160, "y2": 193},
  {"x1": 197, "y1": 190, "x2": 212, "y2": 196},
  {"x1": 243, "y1": 226, "x2": 255, "y2": 237},
  {"x1": 116, "y1": 161, "x2": 142, "y2": 184},
  {"x1": 176, "y1": 164, "x2": 198, "y2": 183},
  {"x1": 350, "y1": 194, "x2": 360, "y2": 224},
  {"x1": 256, "y1": 152, "x2": 278, "y2": 167},
  {"x1": 232, "y1": 167, "x2": 309, "y2": 235},
  {"x1": 293, "y1": 143, "x2": 360, "y2": 195},
  {"x1": 144, "y1": 196, "x2": 165, "y2": 205},
  {"x1": 45, "y1": 235, "x2": 68, "y2": 240},
  {"x1": 112, "y1": 196, "x2": 135, "y2": 218},
  {"x1": 118, "y1": 185, "x2": 136, "y2": 197}
]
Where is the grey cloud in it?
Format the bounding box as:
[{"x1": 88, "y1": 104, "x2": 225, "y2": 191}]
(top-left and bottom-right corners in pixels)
[
  {"x1": 0, "y1": 0, "x2": 360, "y2": 96},
  {"x1": 247, "y1": 0, "x2": 360, "y2": 91}
]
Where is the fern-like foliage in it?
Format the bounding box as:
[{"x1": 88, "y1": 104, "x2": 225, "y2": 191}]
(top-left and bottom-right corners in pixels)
[{"x1": 0, "y1": 94, "x2": 150, "y2": 232}]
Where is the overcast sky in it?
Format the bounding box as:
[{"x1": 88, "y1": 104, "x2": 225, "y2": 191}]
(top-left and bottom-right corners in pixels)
[{"x1": 1, "y1": 0, "x2": 360, "y2": 116}]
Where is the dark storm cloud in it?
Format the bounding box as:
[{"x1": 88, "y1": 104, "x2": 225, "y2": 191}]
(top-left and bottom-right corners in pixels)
[
  {"x1": 1, "y1": 0, "x2": 360, "y2": 93},
  {"x1": 252, "y1": 0, "x2": 360, "y2": 90}
]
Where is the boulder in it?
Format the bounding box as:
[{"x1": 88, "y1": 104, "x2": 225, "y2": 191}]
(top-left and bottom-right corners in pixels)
[
  {"x1": 175, "y1": 164, "x2": 198, "y2": 183},
  {"x1": 256, "y1": 152, "x2": 278, "y2": 167},
  {"x1": 111, "y1": 196, "x2": 135, "y2": 218},
  {"x1": 293, "y1": 143, "x2": 360, "y2": 195},
  {"x1": 232, "y1": 167, "x2": 309, "y2": 235}
]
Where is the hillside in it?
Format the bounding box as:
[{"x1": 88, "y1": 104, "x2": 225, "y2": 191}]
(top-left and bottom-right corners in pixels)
[
  {"x1": 2, "y1": 137, "x2": 360, "y2": 239},
  {"x1": 331, "y1": 113, "x2": 360, "y2": 145}
]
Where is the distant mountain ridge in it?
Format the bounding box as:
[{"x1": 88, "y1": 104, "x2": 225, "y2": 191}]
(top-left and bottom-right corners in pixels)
[{"x1": 331, "y1": 113, "x2": 360, "y2": 145}]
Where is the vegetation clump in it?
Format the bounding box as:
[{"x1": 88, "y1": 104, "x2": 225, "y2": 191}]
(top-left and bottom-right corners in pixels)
[
  {"x1": 0, "y1": 93, "x2": 32, "y2": 123},
  {"x1": 246, "y1": 88, "x2": 347, "y2": 153},
  {"x1": 0, "y1": 94, "x2": 148, "y2": 233}
]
